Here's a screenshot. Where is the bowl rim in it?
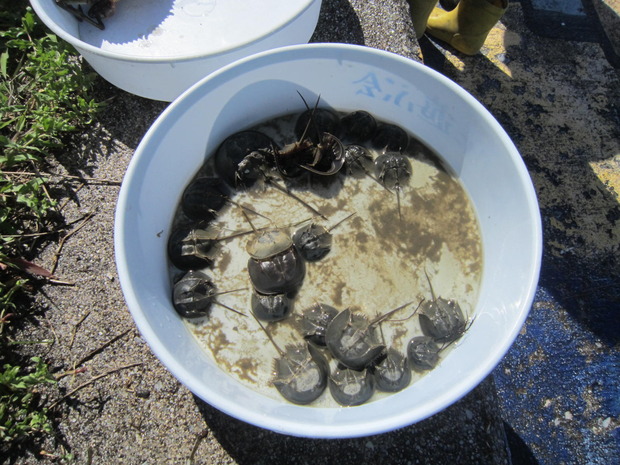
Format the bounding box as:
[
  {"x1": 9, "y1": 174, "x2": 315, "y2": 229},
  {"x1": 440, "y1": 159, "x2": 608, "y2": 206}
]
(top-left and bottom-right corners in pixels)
[
  {"x1": 114, "y1": 43, "x2": 543, "y2": 438},
  {"x1": 30, "y1": 0, "x2": 319, "y2": 62}
]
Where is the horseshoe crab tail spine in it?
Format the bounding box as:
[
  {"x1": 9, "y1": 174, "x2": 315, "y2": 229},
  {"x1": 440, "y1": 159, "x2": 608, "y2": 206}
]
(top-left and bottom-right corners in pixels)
[
  {"x1": 251, "y1": 312, "x2": 284, "y2": 356},
  {"x1": 296, "y1": 91, "x2": 322, "y2": 143},
  {"x1": 213, "y1": 300, "x2": 247, "y2": 317},
  {"x1": 241, "y1": 210, "x2": 260, "y2": 233},
  {"x1": 327, "y1": 212, "x2": 356, "y2": 233},
  {"x1": 370, "y1": 301, "x2": 415, "y2": 326},
  {"x1": 266, "y1": 177, "x2": 327, "y2": 220},
  {"x1": 388, "y1": 299, "x2": 425, "y2": 323},
  {"x1": 424, "y1": 269, "x2": 437, "y2": 302},
  {"x1": 227, "y1": 198, "x2": 271, "y2": 220}
]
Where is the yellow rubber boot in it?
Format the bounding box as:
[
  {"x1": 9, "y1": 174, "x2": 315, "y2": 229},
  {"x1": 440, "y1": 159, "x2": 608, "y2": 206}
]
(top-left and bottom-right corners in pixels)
[
  {"x1": 407, "y1": 0, "x2": 439, "y2": 39},
  {"x1": 426, "y1": 0, "x2": 508, "y2": 55}
]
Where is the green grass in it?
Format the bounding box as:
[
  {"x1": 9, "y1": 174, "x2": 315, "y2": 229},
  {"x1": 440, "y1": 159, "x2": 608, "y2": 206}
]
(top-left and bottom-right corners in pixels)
[
  {"x1": 1, "y1": 5, "x2": 100, "y2": 237},
  {"x1": 0, "y1": 357, "x2": 56, "y2": 442},
  {"x1": 1, "y1": 2, "x2": 102, "y2": 445}
]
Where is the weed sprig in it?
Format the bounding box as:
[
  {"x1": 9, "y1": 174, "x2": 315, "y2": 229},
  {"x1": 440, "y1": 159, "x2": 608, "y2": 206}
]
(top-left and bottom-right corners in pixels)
[{"x1": 0, "y1": 357, "x2": 56, "y2": 442}]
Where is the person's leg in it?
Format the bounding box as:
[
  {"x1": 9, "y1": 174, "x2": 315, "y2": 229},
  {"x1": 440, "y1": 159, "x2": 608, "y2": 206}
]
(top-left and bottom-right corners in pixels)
[
  {"x1": 407, "y1": 0, "x2": 439, "y2": 39},
  {"x1": 426, "y1": 0, "x2": 508, "y2": 55}
]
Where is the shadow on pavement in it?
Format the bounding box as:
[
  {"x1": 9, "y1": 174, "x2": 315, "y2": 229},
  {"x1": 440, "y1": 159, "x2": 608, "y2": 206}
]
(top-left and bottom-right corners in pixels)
[
  {"x1": 310, "y1": 0, "x2": 364, "y2": 44},
  {"x1": 196, "y1": 376, "x2": 509, "y2": 465}
]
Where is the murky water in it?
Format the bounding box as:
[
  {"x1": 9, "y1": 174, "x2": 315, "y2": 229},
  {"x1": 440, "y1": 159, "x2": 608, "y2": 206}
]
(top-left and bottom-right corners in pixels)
[{"x1": 169, "y1": 112, "x2": 483, "y2": 407}]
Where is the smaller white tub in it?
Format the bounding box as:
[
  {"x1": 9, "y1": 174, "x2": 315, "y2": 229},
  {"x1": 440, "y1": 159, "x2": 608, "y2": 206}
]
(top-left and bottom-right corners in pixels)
[{"x1": 30, "y1": 0, "x2": 321, "y2": 101}]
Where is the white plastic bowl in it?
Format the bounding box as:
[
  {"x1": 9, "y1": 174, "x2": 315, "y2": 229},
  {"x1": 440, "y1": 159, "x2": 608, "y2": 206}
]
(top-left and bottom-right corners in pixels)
[
  {"x1": 30, "y1": 0, "x2": 321, "y2": 101},
  {"x1": 115, "y1": 44, "x2": 542, "y2": 438}
]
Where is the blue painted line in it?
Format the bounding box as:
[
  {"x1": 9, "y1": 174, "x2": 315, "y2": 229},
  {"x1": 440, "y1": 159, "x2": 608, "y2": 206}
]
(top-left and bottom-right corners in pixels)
[
  {"x1": 519, "y1": 0, "x2": 601, "y2": 42},
  {"x1": 494, "y1": 285, "x2": 620, "y2": 464},
  {"x1": 529, "y1": 0, "x2": 586, "y2": 16}
]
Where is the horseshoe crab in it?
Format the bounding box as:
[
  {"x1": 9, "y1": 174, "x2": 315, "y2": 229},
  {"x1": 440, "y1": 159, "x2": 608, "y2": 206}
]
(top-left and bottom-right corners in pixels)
[
  {"x1": 372, "y1": 348, "x2": 411, "y2": 392},
  {"x1": 375, "y1": 152, "x2": 412, "y2": 221},
  {"x1": 251, "y1": 291, "x2": 292, "y2": 322},
  {"x1": 56, "y1": 0, "x2": 118, "y2": 30},
  {"x1": 247, "y1": 229, "x2": 305, "y2": 295},
  {"x1": 294, "y1": 105, "x2": 341, "y2": 144},
  {"x1": 168, "y1": 225, "x2": 255, "y2": 270},
  {"x1": 172, "y1": 270, "x2": 245, "y2": 319},
  {"x1": 325, "y1": 303, "x2": 412, "y2": 370},
  {"x1": 181, "y1": 177, "x2": 230, "y2": 221},
  {"x1": 274, "y1": 93, "x2": 345, "y2": 177},
  {"x1": 340, "y1": 110, "x2": 377, "y2": 144},
  {"x1": 292, "y1": 212, "x2": 355, "y2": 261},
  {"x1": 272, "y1": 342, "x2": 329, "y2": 405},
  {"x1": 407, "y1": 336, "x2": 441, "y2": 372},
  {"x1": 329, "y1": 365, "x2": 375, "y2": 406},
  {"x1": 298, "y1": 302, "x2": 339, "y2": 346},
  {"x1": 168, "y1": 228, "x2": 215, "y2": 270},
  {"x1": 343, "y1": 144, "x2": 374, "y2": 178},
  {"x1": 372, "y1": 123, "x2": 409, "y2": 152},
  {"x1": 214, "y1": 130, "x2": 275, "y2": 188},
  {"x1": 419, "y1": 271, "x2": 467, "y2": 343}
]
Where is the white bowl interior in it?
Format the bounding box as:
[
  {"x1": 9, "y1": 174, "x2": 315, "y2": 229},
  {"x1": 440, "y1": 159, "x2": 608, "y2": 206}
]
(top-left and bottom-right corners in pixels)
[
  {"x1": 35, "y1": 0, "x2": 316, "y2": 59},
  {"x1": 30, "y1": 0, "x2": 320, "y2": 100},
  {"x1": 115, "y1": 44, "x2": 542, "y2": 438}
]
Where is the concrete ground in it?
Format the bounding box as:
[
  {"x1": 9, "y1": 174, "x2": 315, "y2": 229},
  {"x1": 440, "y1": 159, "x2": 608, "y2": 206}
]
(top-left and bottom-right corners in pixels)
[{"x1": 5, "y1": 0, "x2": 618, "y2": 464}]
